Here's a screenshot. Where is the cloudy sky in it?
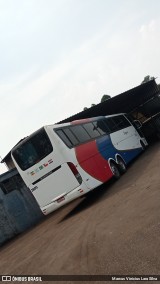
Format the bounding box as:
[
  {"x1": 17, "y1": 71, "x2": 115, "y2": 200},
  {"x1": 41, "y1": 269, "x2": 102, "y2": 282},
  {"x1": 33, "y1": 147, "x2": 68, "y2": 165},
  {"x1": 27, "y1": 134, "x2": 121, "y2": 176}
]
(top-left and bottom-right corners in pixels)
[{"x1": 0, "y1": 0, "x2": 160, "y2": 173}]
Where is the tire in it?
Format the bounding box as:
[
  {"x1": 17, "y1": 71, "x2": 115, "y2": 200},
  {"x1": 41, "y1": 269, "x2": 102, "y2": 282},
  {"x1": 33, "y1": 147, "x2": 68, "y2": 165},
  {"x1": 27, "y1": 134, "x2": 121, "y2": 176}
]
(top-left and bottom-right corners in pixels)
[
  {"x1": 140, "y1": 140, "x2": 146, "y2": 151},
  {"x1": 157, "y1": 132, "x2": 160, "y2": 140},
  {"x1": 117, "y1": 157, "x2": 127, "y2": 174},
  {"x1": 110, "y1": 161, "x2": 121, "y2": 180}
]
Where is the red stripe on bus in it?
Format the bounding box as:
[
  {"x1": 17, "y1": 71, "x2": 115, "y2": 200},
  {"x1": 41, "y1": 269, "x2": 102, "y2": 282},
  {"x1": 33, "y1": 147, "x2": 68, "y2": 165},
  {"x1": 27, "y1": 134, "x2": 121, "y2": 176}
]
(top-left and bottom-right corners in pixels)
[
  {"x1": 75, "y1": 140, "x2": 113, "y2": 182},
  {"x1": 71, "y1": 118, "x2": 91, "y2": 125}
]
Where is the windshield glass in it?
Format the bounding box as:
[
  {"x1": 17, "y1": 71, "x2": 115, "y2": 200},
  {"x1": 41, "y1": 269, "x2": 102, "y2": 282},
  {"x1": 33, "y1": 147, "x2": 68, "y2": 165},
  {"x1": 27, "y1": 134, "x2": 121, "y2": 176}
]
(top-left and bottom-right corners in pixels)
[{"x1": 12, "y1": 128, "x2": 53, "y2": 170}]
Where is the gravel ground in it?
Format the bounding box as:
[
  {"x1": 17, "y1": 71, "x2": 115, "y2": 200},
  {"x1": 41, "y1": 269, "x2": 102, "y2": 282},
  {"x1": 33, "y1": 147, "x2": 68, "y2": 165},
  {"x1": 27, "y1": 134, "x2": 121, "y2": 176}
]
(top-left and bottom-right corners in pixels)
[{"x1": 0, "y1": 142, "x2": 159, "y2": 284}]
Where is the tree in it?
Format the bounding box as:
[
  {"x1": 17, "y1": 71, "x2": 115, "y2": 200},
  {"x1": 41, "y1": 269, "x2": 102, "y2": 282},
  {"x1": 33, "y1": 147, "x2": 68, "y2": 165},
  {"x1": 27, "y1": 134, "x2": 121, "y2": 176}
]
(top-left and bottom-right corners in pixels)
[
  {"x1": 83, "y1": 94, "x2": 111, "y2": 110},
  {"x1": 141, "y1": 75, "x2": 156, "y2": 84},
  {"x1": 101, "y1": 94, "x2": 111, "y2": 103}
]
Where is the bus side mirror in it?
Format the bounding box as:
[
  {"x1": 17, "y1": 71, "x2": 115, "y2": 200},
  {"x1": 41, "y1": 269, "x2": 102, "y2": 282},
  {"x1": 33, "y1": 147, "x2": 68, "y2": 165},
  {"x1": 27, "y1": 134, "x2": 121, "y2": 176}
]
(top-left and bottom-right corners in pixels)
[{"x1": 133, "y1": 120, "x2": 142, "y2": 129}]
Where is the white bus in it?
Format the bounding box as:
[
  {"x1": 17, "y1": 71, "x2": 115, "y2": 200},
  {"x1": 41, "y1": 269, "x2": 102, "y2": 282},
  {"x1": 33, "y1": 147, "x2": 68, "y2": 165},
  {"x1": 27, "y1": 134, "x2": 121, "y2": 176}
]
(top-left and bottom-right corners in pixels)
[{"x1": 11, "y1": 114, "x2": 147, "y2": 215}]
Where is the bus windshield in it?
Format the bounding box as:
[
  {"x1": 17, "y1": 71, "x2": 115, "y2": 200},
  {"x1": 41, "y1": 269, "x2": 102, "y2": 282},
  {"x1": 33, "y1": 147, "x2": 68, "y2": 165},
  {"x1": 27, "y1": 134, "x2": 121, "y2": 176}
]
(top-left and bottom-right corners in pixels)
[{"x1": 12, "y1": 128, "x2": 53, "y2": 171}]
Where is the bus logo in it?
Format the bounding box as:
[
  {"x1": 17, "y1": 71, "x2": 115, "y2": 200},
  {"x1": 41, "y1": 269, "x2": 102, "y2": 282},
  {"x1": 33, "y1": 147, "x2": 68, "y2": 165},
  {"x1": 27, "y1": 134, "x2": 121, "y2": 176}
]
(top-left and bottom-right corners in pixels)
[{"x1": 30, "y1": 159, "x2": 53, "y2": 176}]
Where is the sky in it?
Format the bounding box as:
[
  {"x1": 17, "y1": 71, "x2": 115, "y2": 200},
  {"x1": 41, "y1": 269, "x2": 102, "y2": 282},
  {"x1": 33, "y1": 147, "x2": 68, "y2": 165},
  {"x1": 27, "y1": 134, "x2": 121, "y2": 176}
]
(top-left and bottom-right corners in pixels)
[{"x1": 0, "y1": 0, "x2": 160, "y2": 173}]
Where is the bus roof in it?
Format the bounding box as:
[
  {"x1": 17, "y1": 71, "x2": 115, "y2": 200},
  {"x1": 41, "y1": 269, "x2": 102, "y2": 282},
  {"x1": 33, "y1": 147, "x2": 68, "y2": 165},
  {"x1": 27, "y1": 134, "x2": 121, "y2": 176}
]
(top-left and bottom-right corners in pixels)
[
  {"x1": 49, "y1": 113, "x2": 126, "y2": 129},
  {"x1": 11, "y1": 113, "x2": 126, "y2": 152}
]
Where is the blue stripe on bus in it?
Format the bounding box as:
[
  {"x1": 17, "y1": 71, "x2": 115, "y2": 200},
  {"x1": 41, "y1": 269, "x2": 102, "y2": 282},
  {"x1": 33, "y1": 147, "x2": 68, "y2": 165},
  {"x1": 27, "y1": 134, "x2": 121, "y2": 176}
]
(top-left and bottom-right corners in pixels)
[
  {"x1": 96, "y1": 135, "x2": 142, "y2": 164},
  {"x1": 119, "y1": 148, "x2": 142, "y2": 164}
]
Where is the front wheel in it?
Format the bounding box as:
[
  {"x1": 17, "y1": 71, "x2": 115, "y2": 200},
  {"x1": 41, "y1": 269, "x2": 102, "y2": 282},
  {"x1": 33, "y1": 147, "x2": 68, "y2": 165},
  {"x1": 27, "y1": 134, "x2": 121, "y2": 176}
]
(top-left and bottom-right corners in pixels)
[{"x1": 110, "y1": 162, "x2": 121, "y2": 180}]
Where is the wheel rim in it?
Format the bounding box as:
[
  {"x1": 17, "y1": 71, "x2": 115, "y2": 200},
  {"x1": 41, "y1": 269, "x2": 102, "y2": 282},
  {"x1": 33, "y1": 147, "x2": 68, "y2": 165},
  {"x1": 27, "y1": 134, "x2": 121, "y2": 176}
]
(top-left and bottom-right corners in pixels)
[
  {"x1": 118, "y1": 159, "x2": 126, "y2": 171},
  {"x1": 140, "y1": 141, "x2": 145, "y2": 150},
  {"x1": 110, "y1": 163, "x2": 120, "y2": 178}
]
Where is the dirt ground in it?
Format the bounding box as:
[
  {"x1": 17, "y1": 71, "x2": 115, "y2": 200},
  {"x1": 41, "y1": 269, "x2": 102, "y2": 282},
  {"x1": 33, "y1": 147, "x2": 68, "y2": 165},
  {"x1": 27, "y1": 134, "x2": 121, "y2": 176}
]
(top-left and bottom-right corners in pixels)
[{"x1": 0, "y1": 142, "x2": 160, "y2": 283}]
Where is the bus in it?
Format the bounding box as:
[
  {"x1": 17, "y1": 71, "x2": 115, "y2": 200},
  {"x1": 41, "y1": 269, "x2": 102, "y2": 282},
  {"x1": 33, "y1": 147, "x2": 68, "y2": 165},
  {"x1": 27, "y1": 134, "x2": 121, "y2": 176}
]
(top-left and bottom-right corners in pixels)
[{"x1": 11, "y1": 114, "x2": 148, "y2": 215}]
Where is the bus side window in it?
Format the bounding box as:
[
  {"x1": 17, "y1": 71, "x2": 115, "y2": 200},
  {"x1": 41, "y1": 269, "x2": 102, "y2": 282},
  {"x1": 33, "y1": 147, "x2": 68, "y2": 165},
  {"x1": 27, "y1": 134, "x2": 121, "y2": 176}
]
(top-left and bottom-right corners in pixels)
[
  {"x1": 121, "y1": 115, "x2": 131, "y2": 127},
  {"x1": 94, "y1": 120, "x2": 110, "y2": 135},
  {"x1": 56, "y1": 129, "x2": 73, "y2": 148},
  {"x1": 83, "y1": 122, "x2": 100, "y2": 138},
  {"x1": 70, "y1": 125, "x2": 90, "y2": 143},
  {"x1": 104, "y1": 118, "x2": 117, "y2": 133},
  {"x1": 63, "y1": 128, "x2": 79, "y2": 146},
  {"x1": 111, "y1": 115, "x2": 130, "y2": 130}
]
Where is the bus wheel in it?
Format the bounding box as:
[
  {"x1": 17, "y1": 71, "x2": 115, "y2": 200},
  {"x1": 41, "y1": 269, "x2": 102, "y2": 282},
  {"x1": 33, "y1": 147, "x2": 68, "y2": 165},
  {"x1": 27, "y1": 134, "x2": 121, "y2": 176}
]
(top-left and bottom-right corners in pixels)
[
  {"x1": 117, "y1": 157, "x2": 127, "y2": 174},
  {"x1": 110, "y1": 162, "x2": 121, "y2": 180},
  {"x1": 140, "y1": 140, "x2": 146, "y2": 151}
]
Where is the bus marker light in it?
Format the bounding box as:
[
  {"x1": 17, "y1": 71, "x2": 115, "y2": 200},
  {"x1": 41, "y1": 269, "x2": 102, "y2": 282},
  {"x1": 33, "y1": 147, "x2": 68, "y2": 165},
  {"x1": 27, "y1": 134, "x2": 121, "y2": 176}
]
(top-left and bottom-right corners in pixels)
[
  {"x1": 57, "y1": 196, "x2": 65, "y2": 203},
  {"x1": 78, "y1": 189, "x2": 84, "y2": 193},
  {"x1": 67, "y1": 162, "x2": 82, "y2": 184}
]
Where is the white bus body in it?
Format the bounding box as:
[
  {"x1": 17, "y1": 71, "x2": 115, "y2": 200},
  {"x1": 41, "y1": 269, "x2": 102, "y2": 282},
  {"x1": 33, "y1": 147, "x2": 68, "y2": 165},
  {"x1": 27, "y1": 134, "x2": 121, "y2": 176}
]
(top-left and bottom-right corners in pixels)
[{"x1": 11, "y1": 114, "x2": 147, "y2": 215}]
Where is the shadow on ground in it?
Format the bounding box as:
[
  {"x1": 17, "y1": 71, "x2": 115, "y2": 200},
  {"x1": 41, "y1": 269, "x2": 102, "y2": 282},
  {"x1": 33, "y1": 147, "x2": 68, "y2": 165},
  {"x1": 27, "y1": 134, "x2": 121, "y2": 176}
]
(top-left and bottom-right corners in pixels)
[
  {"x1": 58, "y1": 179, "x2": 115, "y2": 223},
  {"x1": 59, "y1": 142, "x2": 159, "y2": 223}
]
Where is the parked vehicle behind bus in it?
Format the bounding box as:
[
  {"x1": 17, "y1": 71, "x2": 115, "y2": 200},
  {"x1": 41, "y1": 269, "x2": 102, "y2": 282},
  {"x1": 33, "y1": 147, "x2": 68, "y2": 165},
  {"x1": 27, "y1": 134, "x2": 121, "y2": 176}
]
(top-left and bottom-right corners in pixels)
[{"x1": 11, "y1": 114, "x2": 148, "y2": 215}]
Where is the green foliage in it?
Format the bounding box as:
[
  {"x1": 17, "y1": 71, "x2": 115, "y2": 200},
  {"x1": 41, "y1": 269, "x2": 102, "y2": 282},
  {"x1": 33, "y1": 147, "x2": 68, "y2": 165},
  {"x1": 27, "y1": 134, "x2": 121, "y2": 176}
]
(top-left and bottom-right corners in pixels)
[
  {"x1": 141, "y1": 75, "x2": 156, "y2": 84},
  {"x1": 83, "y1": 76, "x2": 159, "y2": 112},
  {"x1": 83, "y1": 94, "x2": 111, "y2": 111},
  {"x1": 101, "y1": 94, "x2": 111, "y2": 103}
]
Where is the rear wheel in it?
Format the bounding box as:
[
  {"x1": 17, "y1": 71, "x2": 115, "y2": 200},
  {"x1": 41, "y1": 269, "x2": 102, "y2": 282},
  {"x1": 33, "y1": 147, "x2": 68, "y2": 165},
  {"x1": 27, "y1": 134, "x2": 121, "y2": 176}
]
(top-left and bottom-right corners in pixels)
[
  {"x1": 140, "y1": 140, "x2": 146, "y2": 151},
  {"x1": 156, "y1": 132, "x2": 160, "y2": 140},
  {"x1": 117, "y1": 157, "x2": 127, "y2": 174},
  {"x1": 110, "y1": 161, "x2": 121, "y2": 180}
]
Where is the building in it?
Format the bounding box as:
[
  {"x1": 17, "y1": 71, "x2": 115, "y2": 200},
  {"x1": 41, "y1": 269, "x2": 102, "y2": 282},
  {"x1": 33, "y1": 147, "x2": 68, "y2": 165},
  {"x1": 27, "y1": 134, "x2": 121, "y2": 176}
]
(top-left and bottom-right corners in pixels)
[
  {"x1": 1, "y1": 138, "x2": 26, "y2": 170},
  {"x1": 1, "y1": 80, "x2": 160, "y2": 170}
]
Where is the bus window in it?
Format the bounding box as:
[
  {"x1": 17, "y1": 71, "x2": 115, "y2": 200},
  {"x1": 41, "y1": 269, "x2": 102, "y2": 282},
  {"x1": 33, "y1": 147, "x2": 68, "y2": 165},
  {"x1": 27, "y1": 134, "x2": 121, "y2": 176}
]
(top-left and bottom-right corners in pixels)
[
  {"x1": 70, "y1": 125, "x2": 90, "y2": 143},
  {"x1": 111, "y1": 115, "x2": 131, "y2": 130},
  {"x1": 63, "y1": 128, "x2": 79, "y2": 146},
  {"x1": 93, "y1": 120, "x2": 110, "y2": 135},
  {"x1": 56, "y1": 129, "x2": 73, "y2": 148},
  {"x1": 83, "y1": 122, "x2": 100, "y2": 138},
  {"x1": 104, "y1": 118, "x2": 117, "y2": 133},
  {"x1": 12, "y1": 128, "x2": 53, "y2": 170}
]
